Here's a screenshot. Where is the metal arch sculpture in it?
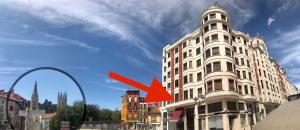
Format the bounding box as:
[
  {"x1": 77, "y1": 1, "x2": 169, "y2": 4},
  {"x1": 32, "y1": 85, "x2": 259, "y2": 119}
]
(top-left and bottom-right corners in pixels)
[{"x1": 5, "y1": 67, "x2": 87, "y2": 130}]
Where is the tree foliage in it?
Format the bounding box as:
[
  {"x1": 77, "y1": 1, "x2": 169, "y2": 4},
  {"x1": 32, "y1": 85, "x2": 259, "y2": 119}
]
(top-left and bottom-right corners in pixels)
[{"x1": 50, "y1": 102, "x2": 121, "y2": 130}]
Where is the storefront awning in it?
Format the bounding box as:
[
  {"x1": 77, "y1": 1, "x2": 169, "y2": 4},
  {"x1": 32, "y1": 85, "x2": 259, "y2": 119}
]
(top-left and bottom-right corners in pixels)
[{"x1": 170, "y1": 110, "x2": 183, "y2": 122}]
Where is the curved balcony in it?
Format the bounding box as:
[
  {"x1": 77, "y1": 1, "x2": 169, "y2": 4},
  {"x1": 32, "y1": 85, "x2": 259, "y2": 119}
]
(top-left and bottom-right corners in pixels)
[
  {"x1": 205, "y1": 90, "x2": 239, "y2": 102},
  {"x1": 242, "y1": 95, "x2": 257, "y2": 102}
]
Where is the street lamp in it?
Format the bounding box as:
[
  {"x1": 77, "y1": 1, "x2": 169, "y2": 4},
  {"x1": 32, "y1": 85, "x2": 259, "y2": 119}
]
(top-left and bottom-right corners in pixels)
[
  {"x1": 193, "y1": 94, "x2": 205, "y2": 130},
  {"x1": 194, "y1": 94, "x2": 205, "y2": 106}
]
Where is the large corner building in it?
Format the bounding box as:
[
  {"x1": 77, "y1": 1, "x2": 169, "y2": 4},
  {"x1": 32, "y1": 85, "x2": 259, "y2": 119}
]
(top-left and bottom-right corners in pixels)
[{"x1": 160, "y1": 5, "x2": 298, "y2": 130}]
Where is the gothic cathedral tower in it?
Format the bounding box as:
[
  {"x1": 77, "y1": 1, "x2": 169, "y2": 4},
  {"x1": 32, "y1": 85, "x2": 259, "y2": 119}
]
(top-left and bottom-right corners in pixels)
[
  {"x1": 30, "y1": 81, "x2": 39, "y2": 110},
  {"x1": 57, "y1": 92, "x2": 67, "y2": 109}
]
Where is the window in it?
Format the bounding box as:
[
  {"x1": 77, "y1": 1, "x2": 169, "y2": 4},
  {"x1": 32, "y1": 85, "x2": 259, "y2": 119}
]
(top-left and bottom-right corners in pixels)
[
  {"x1": 227, "y1": 62, "x2": 233, "y2": 72},
  {"x1": 196, "y1": 37, "x2": 200, "y2": 43},
  {"x1": 229, "y1": 79, "x2": 235, "y2": 91},
  {"x1": 196, "y1": 48, "x2": 201, "y2": 56},
  {"x1": 208, "y1": 116, "x2": 223, "y2": 130},
  {"x1": 205, "y1": 37, "x2": 210, "y2": 44},
  {"x1": 233, "y1": 46, "x2": 237, "y2": 52},
  {"x1": 221, "y1": 14, "x2": 226, "y2": 20},
  {"x1": 214, "y1": 79, "x2": 222, "y2": 90},
  {"x1": 237, "y1": 70, "x2": 240, "y2": 79},
  {"x1": 204, "y1": 26, "x2": 209, "y2": 33},
  {"x1": 175, "y1": 80, "x2": 178, "y2": 87},
  {"x1": 175, "y1": 47, "x2": 178, "y2": 53},
  {"x1": 175, "y1": 67, "x2": 178, "y2": 75},
  {"x1": 222, "y1": 24, "x2": 228, "y2": 31},
  {"x1": 239, "y1": 47, "x2": 243, "y2": 54},
  {"x1": 248, "y1": 72, "x2": 252, "y2": 80},
  {"x1": 208, "y1": 102, "x2": 222, "y2": 113},
  {"x1": 211, "y1": 23, "x2": 217, "y2": 30},
  {"x1": 212, "y1": 34, "x2": 218, "y2": 41},
  {"x1": 183, "y1": 42, "x2": 187, "y2": 48},
  {"x1": 198, "y1": 88, "x2": 203, "y2": 96},
  {"x1": 207, "y1": 81, "x2": 213, "y2": 92},
  {"x1": 244, "y1": 85, "x2": 248, "y2": 94},
  {"x1": 205, "y1": 49, "x2": 211, "y2": 59},
  {"x1": 204, "y1": 16, "x2": 208, "y2": 22},
  {"x1": 261, "y1": 80, "x2": 264, "y2": 88},
  {"x1": 184, "y1": 90, "x2": 188, "y2": 100},
  {"x1": 238, "y1": 85, "x2": 242, "y2": 94},
  {"x1": 213, "y1": 62, "x2": 221, "y2": 72},
  {"x1": 167, "y1": 83, "x2": 170, "y2": 89},
  {"x1": 168, "y1": 61, "x2": 170, "y2": 67},
  {"x1": 197, "y1": 59, "x2": 201, "y2": 67},
  {"x1": 183, "y1": 52, "x2": 187, "y2": 59},
  {"x1": 168, "y1": 52, "x2": 170, "y2": 57},
  {"x1": 163, "y1": 76, "x2": 166, "y2": 82},
  {"x1": 225, "y1": 48, "x2": 231, "y2": 56},
  {"x1": 224, "y1": 35, "x2": 229, "y2": 43},
  {"x1": 184, "y1": 75, "x2": 188, "y2": 84},
  {"x1": 212, "y1": 47, "x2": 220, "y2": 56},
  {"x1": 183, "y1": 63, "x2": 187, "y2": 71},
  {"x1": 210, "y1": 13, "x2": 216, "y2": 19},
  {"x1": 167, "y1": 71, "x2": 170, "y2": 78},
  {"x1": 175, "y1": 57, "x2": 178, "y2": 63},
  {"x1": 235, "y1": 57, "x2": 239, "y2": 65},
  {"x1": 227, "y1": 102, "x2": 237, "y2": 110},
  {"x1": 247, "y1": 60, "x2": 250, "y2": 67},
  {"x1": 175, "y1": 93, "x2": 179, "y2": 102},
  {"x1": 190, "y1": 89, "x2": 193, "y2": 99},
  {"x1": 206, "y1": 63, "x2": 212, "y2": 74},
  {"x1": 245, "y1": 49, "x2": 248, "y2": 56},
  {"x1": 189, "y1": 61, "x2": 192, "y2": 68},
  {"x1": 250, "y1": 86, "x2": 254, "y2": 95},
  {"x1": 197, "y1": 72, "x2": 202, "y2": 81},
  {"x1": 238, "y1": 102, "x2": 245, "y2": 110},
  {"x1": 241, "y1": 58, "x2": 244, "y2": 65},
  {"x1": 241, "y1": 114, "x2": 246, "y2": 127},
  {"x1": 242, "y1": 71, "x2": 246, "y2": 79},
  {"x1": 189, "y1": 74, "x2": 193, "y2": 83},
  {"x1": 189, "y1": 50, "x2": 192, "y2": 57},
  {"x1": 163, "y1": 66, "x2": 166, "y2": 72}
]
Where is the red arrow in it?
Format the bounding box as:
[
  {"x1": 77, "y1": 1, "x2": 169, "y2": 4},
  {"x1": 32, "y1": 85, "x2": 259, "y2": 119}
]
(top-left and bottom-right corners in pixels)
[{"x1": 108, "y1": 72, "x2": 174, "y2": 102}]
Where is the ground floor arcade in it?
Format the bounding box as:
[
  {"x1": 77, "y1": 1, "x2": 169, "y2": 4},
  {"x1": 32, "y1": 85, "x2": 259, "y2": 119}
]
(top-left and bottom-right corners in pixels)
[{"x1": 160, "y1": 98, "x2": 268, "y2": 130}]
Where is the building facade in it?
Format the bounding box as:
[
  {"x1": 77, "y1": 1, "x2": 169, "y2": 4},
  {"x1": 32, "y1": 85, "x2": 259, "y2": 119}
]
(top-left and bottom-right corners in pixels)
[
  {"x1": 121, "y1": 90, "x2": 140, "y2": 129},
  {"x1": 0, "y1": 89, "x2": 27, "y2": 130},
  {"x1": 160, "y1": 5, "x2": 298, "y2": 130}
]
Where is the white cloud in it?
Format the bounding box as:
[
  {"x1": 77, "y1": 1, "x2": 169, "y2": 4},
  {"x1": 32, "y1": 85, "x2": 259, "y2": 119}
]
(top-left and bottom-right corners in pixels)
[
  {"x1": 43, "y1": 33, "x2": 101, "y2": 52},
  {"x1": 269, "y1": 26, "x2": 300, "y2": 48},
  {"x1": 276, "y1": 0, "x2": 300, "y2": 14},
  {"x1": 0, "y1": 0, "x2": 257, "y2": 61},
  {"x1": 267, "y1": 17, "x2": 275, "y2": 26},
  {"x1": 269, "y1": 25, "x2": 300, "y2": 86},
  {"x1": 268, "y1": 0, "x2": 300, "y2": 23},
  {"x1": 0, "y1": 67, "x2": 31, "y2": 74},
  {"x1": 0, "y1": 32, "x2": 101, "y2": 52},
  {"x1": 127, "y1": 57, "x2": 145, "y2": 67}
]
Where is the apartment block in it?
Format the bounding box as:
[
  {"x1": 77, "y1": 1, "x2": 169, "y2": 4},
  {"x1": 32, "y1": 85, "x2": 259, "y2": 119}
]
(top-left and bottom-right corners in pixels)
[{"x1": 160, "y1": 5, "x2": 298, "y2": 130}]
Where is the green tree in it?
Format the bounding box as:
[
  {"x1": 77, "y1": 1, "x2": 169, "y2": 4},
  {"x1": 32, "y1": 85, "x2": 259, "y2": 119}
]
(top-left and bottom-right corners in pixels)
[
  {"x1": 86, "y1": 104, "x2": 100, "y2": 121},
  {"x1": 112, "y1": 107, "x2": 121, "y2": 123},
  {"x1": 50, "y1": 101, "x2": 85, "y2": 130}
]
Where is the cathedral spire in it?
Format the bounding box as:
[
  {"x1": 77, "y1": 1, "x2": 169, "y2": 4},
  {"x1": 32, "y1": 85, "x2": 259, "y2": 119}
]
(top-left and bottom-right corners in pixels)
[{"x1": 30, "y1": 81, "x2": 39, "y2": 110}]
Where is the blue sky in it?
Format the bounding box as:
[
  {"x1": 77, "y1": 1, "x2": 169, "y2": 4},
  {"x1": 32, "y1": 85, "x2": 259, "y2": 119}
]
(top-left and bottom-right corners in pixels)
[{"x1": 0, "y1": 0, "x2": 299, "y2": 109}]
